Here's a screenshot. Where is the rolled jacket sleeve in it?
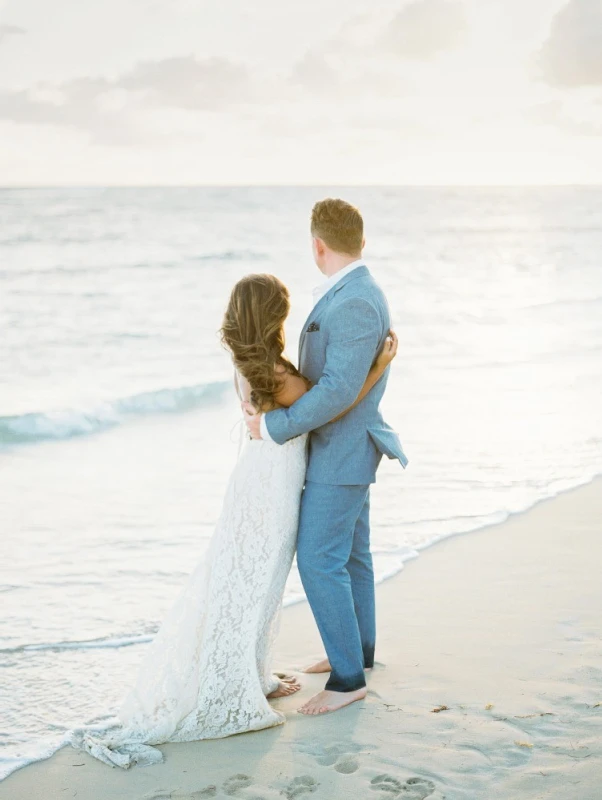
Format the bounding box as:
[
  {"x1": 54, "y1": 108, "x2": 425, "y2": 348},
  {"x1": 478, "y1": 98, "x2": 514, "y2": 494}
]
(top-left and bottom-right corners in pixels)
[{"x1": 264, "y1": 297, "x2": 381, "y2": 445}]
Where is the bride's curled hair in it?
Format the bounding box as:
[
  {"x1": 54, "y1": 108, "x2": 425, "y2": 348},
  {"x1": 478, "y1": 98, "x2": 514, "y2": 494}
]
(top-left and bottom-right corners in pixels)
[{"x1": 220, "y1": 274, "x2": 299, "y2": 411}]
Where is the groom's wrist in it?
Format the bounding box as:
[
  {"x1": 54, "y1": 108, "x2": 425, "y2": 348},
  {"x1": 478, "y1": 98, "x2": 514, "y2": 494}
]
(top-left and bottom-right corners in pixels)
[{"x1": 260, "y1": 414, "x2": 274, "y2": 442}]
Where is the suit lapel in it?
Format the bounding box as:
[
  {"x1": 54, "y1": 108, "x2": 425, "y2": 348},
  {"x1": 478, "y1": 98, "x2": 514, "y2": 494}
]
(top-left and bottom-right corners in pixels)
[
  {"x1": 298, "y1": 292, "x2": 328, "y2": 360},
  {"x1": 298, "y1": 265, "x2": 369, "y2": 366}
]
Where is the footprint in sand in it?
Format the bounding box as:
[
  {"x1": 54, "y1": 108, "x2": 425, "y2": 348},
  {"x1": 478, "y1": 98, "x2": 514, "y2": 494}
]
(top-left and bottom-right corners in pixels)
[
  {"x1": 172, "y1": 786, "x2": 222, "y2": 800},
  {"x1": 175, "y1": 784, "x2": 271, "y2": 800},
  {"x1": 333, "y1": 755, "x2": 360, "y2": 774},
  {"x1": 223, "y1": 774, "x2": 253, "y2": 796},
  {"x1": 282, "y1": 775, "x2": 318, "y2": 799},
  {"x1": 370, "y1": 774, "x2": 436, "y2": 799},
  {"x1": 190, "y1": 788, "x2": 218, "y2": 799},
  {"x1": 302, "y1": 741, "x2": 362, "y2": 773}
]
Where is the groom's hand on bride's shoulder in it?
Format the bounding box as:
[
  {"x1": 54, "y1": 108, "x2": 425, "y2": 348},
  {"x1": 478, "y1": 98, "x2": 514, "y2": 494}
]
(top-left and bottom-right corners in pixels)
[{"x1": 242, "y1": 402, "x2": 263, "y2": 439}]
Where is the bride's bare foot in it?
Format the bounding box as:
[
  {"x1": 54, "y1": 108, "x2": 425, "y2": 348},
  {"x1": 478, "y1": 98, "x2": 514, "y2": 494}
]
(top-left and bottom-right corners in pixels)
[
  {"x1": 298, "y1": 687, "x2": 367, "y2": 715},
  {"x1": 302, "y1": 658, "x2": 332, "y2": 674},
  {"x1": 267, "y1": 678, "x2": 301, "y2": 699}
]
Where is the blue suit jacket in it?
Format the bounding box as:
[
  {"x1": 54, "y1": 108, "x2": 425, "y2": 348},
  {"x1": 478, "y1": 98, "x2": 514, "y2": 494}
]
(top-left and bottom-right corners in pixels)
[{"x1": 264, "y1": 265, "x2": 408, "y2": 485}]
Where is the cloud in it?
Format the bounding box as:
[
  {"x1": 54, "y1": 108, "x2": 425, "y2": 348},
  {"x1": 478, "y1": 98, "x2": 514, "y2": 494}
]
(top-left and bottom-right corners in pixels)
[
  {"x1": 119, "y1": 57, "x2": 251, "y2": 110},
  {"x1": 0, "y1": 78, "x2": 146, "y2": 145},
  {"x1": 379, "y1": 0, "x2": 468, "y2": 60},
  {"x1": 0, "y1": 23, "x2": 26, "y2": 44},
  {"x1": 529, "y1": 98, "x2": 602, "y2": 137},
  {"x1": 289, "y1": 48, "x2": 403, "y2": 98},
  {"x1": 288, "y1": 15, "x2": 411, "y2": 101},
  {"x1": 290, "y1": 50, "x2": 341, "y2": 93},
  {"x1": 0, "y1": 56, "x2": 252, "y2": 144},
  {"x1": 538, "y1": 0, "x2": 602, "y2": 87}
]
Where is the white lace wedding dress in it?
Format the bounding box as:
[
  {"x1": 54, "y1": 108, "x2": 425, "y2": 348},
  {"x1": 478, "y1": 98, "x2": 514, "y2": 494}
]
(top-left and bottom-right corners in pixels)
[{"x1": 72, "y1": 422, "x2": 308, "y2": 768}]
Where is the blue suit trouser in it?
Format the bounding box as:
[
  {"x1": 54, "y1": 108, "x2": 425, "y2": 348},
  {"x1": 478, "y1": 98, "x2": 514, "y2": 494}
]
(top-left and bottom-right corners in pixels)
[{"x1": 296, "y1": 480, "x2": 375, "y2": 692}]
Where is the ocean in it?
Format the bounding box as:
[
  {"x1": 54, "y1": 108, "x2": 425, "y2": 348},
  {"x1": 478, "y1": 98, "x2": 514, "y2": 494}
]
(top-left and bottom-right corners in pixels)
[{"x1": 1, "y1": 186, "x2": 602, "y2": 779}]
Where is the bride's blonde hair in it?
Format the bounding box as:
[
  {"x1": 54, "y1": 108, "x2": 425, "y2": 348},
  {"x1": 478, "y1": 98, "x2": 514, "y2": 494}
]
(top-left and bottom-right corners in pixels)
[{"x1": 220, "y1": 274, "x2": 300, "y2": 411}]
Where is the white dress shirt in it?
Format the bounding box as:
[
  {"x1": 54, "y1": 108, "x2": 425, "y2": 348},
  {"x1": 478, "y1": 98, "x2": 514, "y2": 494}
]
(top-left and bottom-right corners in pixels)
[
  {"x1": 311, "y1": 259, "x2": 365, "y2": 308},
  {"x1": 259, "y1": 260, "x2": 365, "y2": 441}
]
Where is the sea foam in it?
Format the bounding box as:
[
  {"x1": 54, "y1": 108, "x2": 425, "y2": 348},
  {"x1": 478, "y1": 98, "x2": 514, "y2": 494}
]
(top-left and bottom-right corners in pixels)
[{"x1": 0, "y1": 381, "x2": 229, "y2": 446}]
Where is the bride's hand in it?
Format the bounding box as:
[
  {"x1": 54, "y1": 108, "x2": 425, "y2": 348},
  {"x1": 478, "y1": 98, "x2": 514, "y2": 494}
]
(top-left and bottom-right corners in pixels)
[
  {"x1": 376, "y1": 330, "x2": 398, "y2": 369},
  {"x1": 242, "y1": 401, "x2": 263, "y2": 440}
]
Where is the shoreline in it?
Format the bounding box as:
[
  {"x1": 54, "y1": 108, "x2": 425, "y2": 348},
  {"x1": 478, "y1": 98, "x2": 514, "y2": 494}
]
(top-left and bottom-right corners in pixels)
[
  {"x1": 5, "y1": 468, "x2": 601, "y2": 656},
  {"x1": 2, "y1": 477, "x2": 602, "y2": 799}
]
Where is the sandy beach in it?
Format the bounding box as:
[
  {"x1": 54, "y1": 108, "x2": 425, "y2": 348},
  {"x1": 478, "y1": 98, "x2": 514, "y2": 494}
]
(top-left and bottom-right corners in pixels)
[{"x1": 2, "y1": 479, "x2": 601, "y2": 800}]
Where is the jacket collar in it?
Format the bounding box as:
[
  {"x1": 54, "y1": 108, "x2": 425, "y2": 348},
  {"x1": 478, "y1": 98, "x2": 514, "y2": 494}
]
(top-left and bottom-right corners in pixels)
[
  {"x1": 298, "y1": 265, "x2": 369, "y2": 362},
  {"x1": 307, "y1": 263, "x2": 369, "y2": 324},
  {"x1": 324, "y1": 263, "x2": 368, "y2": 302},
  {"x1": 312, "y1": 259, "x2": 366, "y2": 306}
]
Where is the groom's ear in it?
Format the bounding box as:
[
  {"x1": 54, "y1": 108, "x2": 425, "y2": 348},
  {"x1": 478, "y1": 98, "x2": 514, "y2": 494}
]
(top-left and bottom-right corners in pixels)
[{"x1": 314, "y1": 237, "x2": 326, "y2": 257}]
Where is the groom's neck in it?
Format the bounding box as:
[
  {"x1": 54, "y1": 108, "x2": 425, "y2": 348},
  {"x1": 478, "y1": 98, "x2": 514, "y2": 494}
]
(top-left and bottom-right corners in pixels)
[{"x1": 321, "y1": 253, "x2": 362, "y2": 278}]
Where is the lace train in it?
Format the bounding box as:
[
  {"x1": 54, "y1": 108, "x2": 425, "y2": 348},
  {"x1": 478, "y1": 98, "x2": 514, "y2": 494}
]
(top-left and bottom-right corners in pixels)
[{"x1": 72, "y1": 434, "x2": 308, "y2": 768}]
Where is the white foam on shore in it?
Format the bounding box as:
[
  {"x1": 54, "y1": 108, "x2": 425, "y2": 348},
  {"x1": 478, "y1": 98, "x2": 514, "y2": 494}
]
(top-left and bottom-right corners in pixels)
[
  {"x1": 0, "y1": 633, "x2": 155, "y2": 655},
  {"x1": 0, "y1": 734, "x2": 71, "y2": 783},
  {"x1": 0, "y1": 381, "x2": 229, "y2": 446}
]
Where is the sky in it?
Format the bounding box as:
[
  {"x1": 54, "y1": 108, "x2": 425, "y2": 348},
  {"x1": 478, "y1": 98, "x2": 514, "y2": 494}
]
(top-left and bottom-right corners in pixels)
[{"x1": 0, "y1": 0, "x2": 601, "y2": 185}]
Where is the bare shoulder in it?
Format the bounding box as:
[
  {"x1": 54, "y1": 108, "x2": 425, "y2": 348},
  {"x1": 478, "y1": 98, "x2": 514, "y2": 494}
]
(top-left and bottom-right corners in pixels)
[{"x1": 274, "y1": 369, "x2": 310, "y2": 408}]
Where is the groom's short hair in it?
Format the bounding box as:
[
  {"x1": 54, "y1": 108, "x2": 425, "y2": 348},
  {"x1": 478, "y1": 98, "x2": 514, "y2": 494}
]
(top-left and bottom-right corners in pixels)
[{"x1": 311, "y1": 198, "x2": 363, "y2": 255}]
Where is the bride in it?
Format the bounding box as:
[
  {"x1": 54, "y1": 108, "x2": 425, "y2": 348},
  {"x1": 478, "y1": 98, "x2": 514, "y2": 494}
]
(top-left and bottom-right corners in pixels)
[{"x1": 74, "y1": 273, "x2": 397, "y2": 768}]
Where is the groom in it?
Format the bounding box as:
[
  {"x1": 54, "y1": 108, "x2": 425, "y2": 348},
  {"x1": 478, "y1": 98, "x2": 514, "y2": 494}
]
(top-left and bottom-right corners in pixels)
[{"x1": 243, "y1": 198, "x2": 407, "y2": 715}]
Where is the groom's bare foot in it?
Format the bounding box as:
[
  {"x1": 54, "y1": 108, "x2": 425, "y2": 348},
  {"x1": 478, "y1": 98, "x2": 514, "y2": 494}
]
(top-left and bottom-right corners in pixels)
[
  {"x1": 298, "y1": 687, "x2": 367, "y2": 715},
  {"x1": 268, "y1": 678, "x2": 301, "y2": 699},
  {"x1": 302, "y1": 658, "x2": 332, "y2": 674}
]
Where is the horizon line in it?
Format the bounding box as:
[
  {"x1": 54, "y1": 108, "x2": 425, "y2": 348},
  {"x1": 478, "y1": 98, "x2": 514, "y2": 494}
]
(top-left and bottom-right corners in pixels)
[{"x1": 2, "y1": 183, "x2": 602, "y2": 190}]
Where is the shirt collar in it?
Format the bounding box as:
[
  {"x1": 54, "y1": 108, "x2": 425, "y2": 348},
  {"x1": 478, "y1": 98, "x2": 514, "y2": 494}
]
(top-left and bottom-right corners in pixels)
[{"x1": 312, "y1": 259, "x2": 365, "y2": 306}]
